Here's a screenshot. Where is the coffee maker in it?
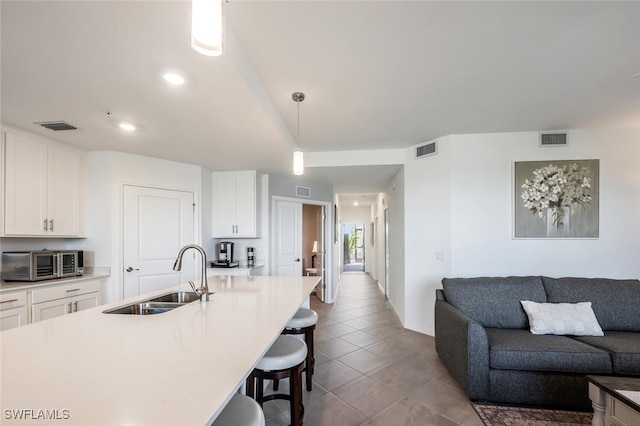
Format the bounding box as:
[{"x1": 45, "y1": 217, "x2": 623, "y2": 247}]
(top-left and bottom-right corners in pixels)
[{"x1": 212, "y1": 242, "x2": 238, "y2": 267}]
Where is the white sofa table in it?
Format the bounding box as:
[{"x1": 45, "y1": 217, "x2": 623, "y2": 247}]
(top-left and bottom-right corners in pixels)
[{"x1": 588, "y1": 376, "x2": 640, "y2": 426}]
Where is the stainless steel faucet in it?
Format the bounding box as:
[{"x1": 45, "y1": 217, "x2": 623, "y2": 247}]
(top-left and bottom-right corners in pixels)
[{"x1": 173, "y1": 244, "x2": 211, "y2": 302}]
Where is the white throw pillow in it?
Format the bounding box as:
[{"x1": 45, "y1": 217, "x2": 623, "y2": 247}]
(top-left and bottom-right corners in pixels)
[{"x1": 520, "y1": 301, "x2": 604, "y2": 336}]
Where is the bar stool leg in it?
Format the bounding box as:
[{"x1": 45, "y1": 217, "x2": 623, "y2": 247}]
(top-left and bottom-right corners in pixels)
[
  {"x1": 246, "y1": 374, "x2": 255, "y2": 399},
  {"x1": 291, "y1": 363, "x2": 304, "y2": 426},
  {"x1": 305, "y1": 326, "x2": 315, "y2": 391},
  {"x1": 256, "y1": 376, "x2": 264, "y2": 406}
]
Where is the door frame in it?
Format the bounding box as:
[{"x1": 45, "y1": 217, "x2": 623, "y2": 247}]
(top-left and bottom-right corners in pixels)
[
  {"x1": 384, "y1": 207, "x2": 389, "y2": 299},
  {"x1": 271, "y1": 196, "x2": 334, "y2": 304}
]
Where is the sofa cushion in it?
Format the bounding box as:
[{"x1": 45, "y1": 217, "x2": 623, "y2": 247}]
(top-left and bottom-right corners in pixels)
[
  {"x1": 573, "y1": 332, "x2": 640, "y2": 375},
  {"x1": 520, "y1": 301, "x2": 604, "y2": 336},
  {"x1": 486, "y1": 328, "x2": 612, "y2": 374},
  {"x1": 442, "y1": 276, "x2": 547, "y2": 328},
  {"x1": 541, "y1": 277, "x2": 640, "y2": 332}
]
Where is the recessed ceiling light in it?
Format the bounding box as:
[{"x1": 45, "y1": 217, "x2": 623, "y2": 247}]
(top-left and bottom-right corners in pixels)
[
  {"x1": 162, "y1": 72, "x2": 185, "y2": 85},
  {"x1": 119, "y1": 122, "x2": 136, "y2": 131},
  {"x1": 354, "y1": 201, "x2": 359, "y2": 206}
]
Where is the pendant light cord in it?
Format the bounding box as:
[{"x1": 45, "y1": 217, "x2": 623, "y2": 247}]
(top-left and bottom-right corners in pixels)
[
  {"x1": 297, "y1": 99, "x2": 300, "y2": 148},
  {"x1": 292, "y1": 91, "x2": 305, "y2": 149}
]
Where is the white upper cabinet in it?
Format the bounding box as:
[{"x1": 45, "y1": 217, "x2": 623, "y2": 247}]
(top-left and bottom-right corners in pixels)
[
  {"x1": 3, "y1": 127, "x2": 86, "y2": 237},
  {"x1": 212, "y1": 170, "x2": 257, "y2": 238}
]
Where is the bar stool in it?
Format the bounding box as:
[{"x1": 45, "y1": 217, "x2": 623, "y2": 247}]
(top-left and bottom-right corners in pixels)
[
  {"x1": 282, "y1": 308, "x2": 318, "y2": 391},
  {"x1": 213, "y1": 393, "x2": 265, "y2": 426},
  {"x1": 246, "y1": 335, "x2": 307, "y2": 426}
]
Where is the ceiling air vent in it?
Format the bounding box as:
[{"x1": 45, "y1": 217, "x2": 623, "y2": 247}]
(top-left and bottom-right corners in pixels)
[
  {"x1": 539, "y1": 132, "x2": 568, "y2": 147},
  {"x1": 35, "y1": 121, "x2": 78, "y2": 131},
  {"x1": 416, "y1": 141, "x2": 437, "y2": 159},
  {"x1": 296, "y1": 186, "x2": 311, "y2": 198}
]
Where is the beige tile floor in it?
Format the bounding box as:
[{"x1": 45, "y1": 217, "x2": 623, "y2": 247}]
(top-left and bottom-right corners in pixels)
[{"x1": 263, "y1": 272, "x2": 484, "y2": 426}]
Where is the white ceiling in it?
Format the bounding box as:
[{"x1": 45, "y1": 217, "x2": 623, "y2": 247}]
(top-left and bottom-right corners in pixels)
[{"x1": 2, "y1": 1, "x2": 639, "y2": 200}]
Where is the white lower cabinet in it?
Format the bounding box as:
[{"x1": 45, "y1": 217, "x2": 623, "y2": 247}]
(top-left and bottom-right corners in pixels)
[
  {"x1": 0, "y1": 291, "x2": 28, "y2": 331},
  {"x1": 31, "y1": 280, "x2": 102, "y2": 323}
]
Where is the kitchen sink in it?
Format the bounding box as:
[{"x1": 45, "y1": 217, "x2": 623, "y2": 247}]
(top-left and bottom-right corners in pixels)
[
  {"x1": 103, "y1": 301, "x2": 183, "y2": 315},
  {"x1": 102, "y1": 291, "x2": 213, "y2": 315},
  {"x1": 148, "y1": 291, "x2": 204, "y2": 304}
]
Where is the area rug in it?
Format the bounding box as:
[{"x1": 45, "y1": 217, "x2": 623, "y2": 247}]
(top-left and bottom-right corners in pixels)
[{"x1": 472, "y1": 403, "x2": 592, "y2": 426}]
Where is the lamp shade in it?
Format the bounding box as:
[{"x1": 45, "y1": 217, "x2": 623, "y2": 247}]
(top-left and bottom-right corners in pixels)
[
  {"x1": 293, "y1": 150, "x2": 304, "y2": 175},
  {"x1": 191, "y1": 0, "x2": 224, "y2": 56},
  {"x1": 312, "y1": 241, "x2": 318, "y2": 254}
]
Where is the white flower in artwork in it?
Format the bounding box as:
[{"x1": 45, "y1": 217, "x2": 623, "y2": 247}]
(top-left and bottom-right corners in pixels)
[{"x1": 521, "y1": 163, "x2": 592, "y2": 223}]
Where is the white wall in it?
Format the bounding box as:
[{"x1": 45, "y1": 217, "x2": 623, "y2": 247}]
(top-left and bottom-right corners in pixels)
[
  {"x1": 403, "y1": 137, "x2": 453, "y2": 335},
  {"x1": 402, "y1": 128, "x2": 640, "y2": 336},
  {"x1": 86, "y1": 151, "x2": 205, "y2": 303},
  {"x1": 449, "y1": 129, "x2": 639, "y2": 278}
]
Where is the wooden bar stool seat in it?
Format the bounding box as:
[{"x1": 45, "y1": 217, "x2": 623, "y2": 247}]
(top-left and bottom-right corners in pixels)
[
  {"x1": 213, "y1": 393, "x2": 265, "y2": 426},
  {"x1": 282, "y1": 308, "x2": 318, "y2": 391},
  {"x1": 246, "y1": 335, "x2": 307, "y2": 426}
]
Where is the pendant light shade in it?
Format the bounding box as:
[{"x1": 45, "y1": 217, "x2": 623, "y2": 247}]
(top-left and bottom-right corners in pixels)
[
  {"x1": 293, "y1": 150, "x2": 305, "y2": 176},
  {"x1": 292, "y1": 92, "x2": 306, "y2": 176},
  {"x1": 191, "y1": 0, "x2": 224, "y2": 56}
]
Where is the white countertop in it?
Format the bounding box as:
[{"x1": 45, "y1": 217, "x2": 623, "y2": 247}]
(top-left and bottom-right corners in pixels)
[
  {"x1": 0, "y1": 269, "x2": 111, "y2": 293},
  {"x1": 0, "y1": 275, "x2": 320, "y2": 425}
]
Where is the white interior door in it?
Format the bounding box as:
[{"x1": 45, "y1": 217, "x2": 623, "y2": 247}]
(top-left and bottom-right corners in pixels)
[
  {"x1": 123, "y1": 186, "x2": 195, "y2": 299},
  {"x1": 274, "y1": 200, "x2": 302, "y2": 276}
]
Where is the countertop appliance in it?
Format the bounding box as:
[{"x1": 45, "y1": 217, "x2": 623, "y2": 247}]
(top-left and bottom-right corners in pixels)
[
  {"x1": 212, "y1": 242, "x2": 237, "y2": 268},
  {"x1": 2, "y1": 250, "x2": 83, "y2": 282}
]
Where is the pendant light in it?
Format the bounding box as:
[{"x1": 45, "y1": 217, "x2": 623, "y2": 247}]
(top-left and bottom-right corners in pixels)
[
  {"x1": 191, "y1": 0, "x2": 224, "y2": 56},
  {"x1": 292, "y1": 92, "x2": 305, "y2": 176}
]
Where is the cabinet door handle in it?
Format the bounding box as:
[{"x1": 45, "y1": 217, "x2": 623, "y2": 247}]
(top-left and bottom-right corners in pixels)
[
  {"x1": 67, "y1": 302, "x2": 73, "y2": 314},
  {"x1": 43, "y1": 219, "x2": 48, "y2": 232},
  {"x1": 73, "y1": 301, "x2": 78, "y2": 312},
  {"x1": 49, "y1": 219, "x2": 54, "y2": 232},
  {"x1": 66, "y1": 288, "x2": 80, "y2": 293},
  {"x1": 0, "y1": 299, "x2": 18, "y2": 304}
]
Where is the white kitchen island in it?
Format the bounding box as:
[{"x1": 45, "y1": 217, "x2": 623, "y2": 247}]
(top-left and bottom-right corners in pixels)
[{"x1": 0, "y1": 275, "x2": 320, "y2": 425}]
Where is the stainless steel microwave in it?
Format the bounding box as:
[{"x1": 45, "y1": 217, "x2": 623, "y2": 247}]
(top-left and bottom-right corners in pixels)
[{"x1": 2, "y1": 250, "x2": 83, "y2": 282}]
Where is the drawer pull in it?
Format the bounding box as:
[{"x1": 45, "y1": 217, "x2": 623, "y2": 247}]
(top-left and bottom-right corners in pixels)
[
  {"x1": 0, "y1": 299, "x2": 18, "y2": 304},
  {"x1": 66, "y1": 288, "x2": 80, "y2": 293}
]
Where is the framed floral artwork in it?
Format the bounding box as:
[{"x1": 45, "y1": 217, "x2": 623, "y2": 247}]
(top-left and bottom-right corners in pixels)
[{"x1": 514, "y1": 159, "x2": 599, "y2": 238}]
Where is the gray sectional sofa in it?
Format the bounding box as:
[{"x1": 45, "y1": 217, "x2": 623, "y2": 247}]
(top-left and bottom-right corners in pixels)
[{"x1": 434, "y1": 276, "x2": 640, "y2": 409}]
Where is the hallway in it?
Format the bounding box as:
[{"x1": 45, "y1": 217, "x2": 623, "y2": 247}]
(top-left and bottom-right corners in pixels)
[{"x1": 264, "y1": 273, "x2": 482, "y2": 426}]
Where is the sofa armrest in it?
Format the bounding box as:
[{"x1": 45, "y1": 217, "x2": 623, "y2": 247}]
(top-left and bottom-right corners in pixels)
[{"x1": 435, "y1": 290, "x2": 489, "y2": 400}]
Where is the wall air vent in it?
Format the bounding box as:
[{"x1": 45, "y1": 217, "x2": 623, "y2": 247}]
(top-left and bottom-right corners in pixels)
[
  {"x1": 416, "y1": 141, "x2": 437, "y2": 158},
  {"x1": 35, "y1": 121, "x2": 78, "y2": 131},
  {"x1": 540, "y1": 132, "x2": 568, "y2": 147},
  {"x1": 296, "y1": 186, "x2": 311, "y2": 198}
]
